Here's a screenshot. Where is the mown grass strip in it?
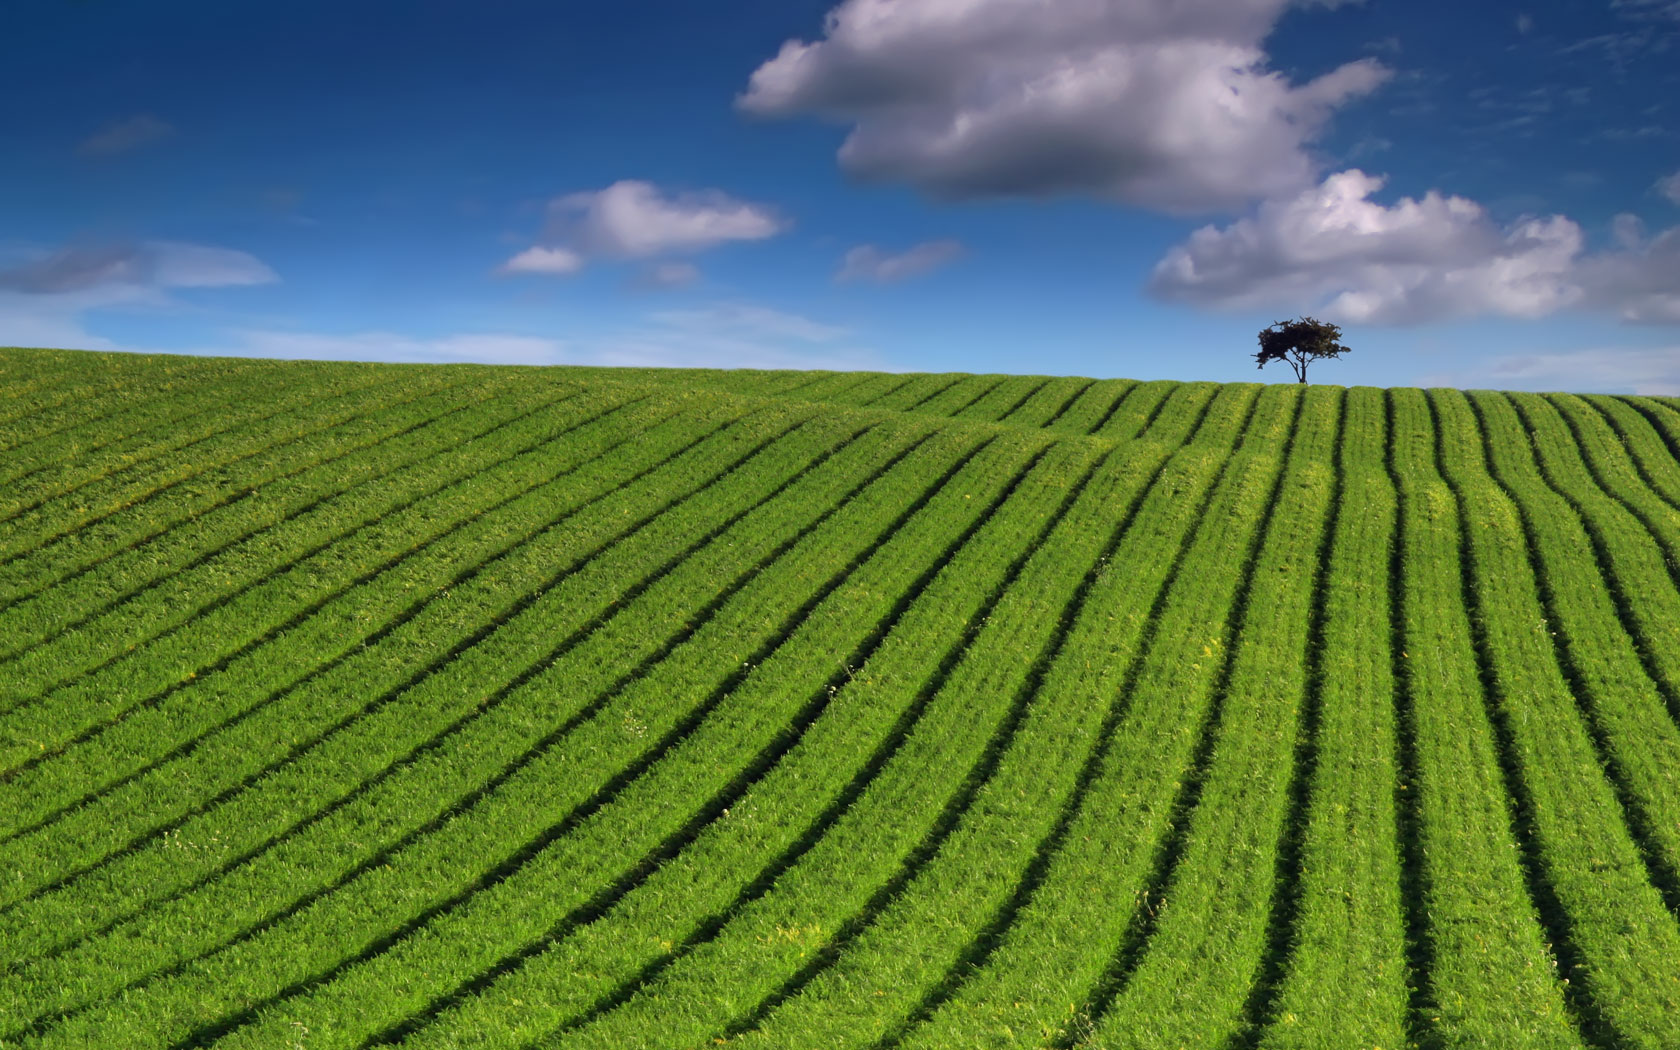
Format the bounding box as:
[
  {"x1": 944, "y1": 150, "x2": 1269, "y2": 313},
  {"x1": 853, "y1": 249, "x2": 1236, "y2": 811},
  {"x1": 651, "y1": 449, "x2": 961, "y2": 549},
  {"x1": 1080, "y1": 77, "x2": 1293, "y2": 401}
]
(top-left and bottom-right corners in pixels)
[
  {"x1": 1386, "y1": 387, "x2": 1584, "y2": 1049},
  {"x1": 1040, "y1": 379, "x2": 1136, "y2": 435},
  {"x1": 0, "y1": 396, "x2": 756, "y2": 864},
  {"x1": 0, "y1": 363, "x2": 483, "y2": 618},
  {"x1": 0, "y1": 360, "x2": 411, "y2": 564},
  {"x1": 0, "y1": 416, "x2": 921, "y2": 976},
  {"x1": 0, "y1": 368, "x2": 501, "y2": 649},
  {"x1": 1075, "y1": 385, "x2": 1337, "y2": 1049},
  {"x1": 0, "y1": 352, "x2": 276, "y2": 460},
  {"x1": 0, "y1": 357, "x2": 321, "y2": 512},
  {"x1": 16, "y1": 423, "x2": 1001, "y2": 1050},
  {"x1": 1000, "y1": 377, "x2": 1095, "y2": 430},
  {"x1": 951, "y1": 376, "x2": 1051, "y2": 423},
  {"x1": 0, "y1": 408, "x2": 896, "y2": 1026},
  {"x1": 376, "y1": 436, "x2": 1112, "y2": 1050},
  {"x1": 1492, "y1": 393, "x2": 1680, "y2": 901},
  {"x1": 870, "y1": 385, "x2": 1285, "y2": 1050},
  {"x1": 0, "y1": 380, "x2": 643, "y2": 731},
  {"x1": 870, "y1": 374, "x2": 965, "y2": 413},
  {"x1": 1257, "y1": 386, "x2": 1410, "y2": 1050},
  {"x1": 1090, "y1": 379, "x2": 1176, "y2": 439},
  {"x1": 908, "y1": 375, "x2": 1007, "y2": 418},
  {"x1": 539, "y1": 384, "x2": 1256, "y2": 1050},
  {"x1": 250, "y1": 431, "x2": 1078, "y2": 1050},
  {"x1": 1435, "y1": 388, "x2": 1680, "y2": 1047}
]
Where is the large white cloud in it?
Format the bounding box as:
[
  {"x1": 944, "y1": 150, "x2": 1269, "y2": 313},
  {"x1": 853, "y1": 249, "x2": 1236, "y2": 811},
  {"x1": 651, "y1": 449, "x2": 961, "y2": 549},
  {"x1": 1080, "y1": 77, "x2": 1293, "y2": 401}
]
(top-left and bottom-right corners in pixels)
[
  {"x1": 499, "y1": 180, "x2": 785, "y2": 278},
  {"x1": 739, "y1": 0, "x2": 1388, "y2": 213},
  {"x1": 1147, "y1": 169, "x2": 1680, "y2": 325}
]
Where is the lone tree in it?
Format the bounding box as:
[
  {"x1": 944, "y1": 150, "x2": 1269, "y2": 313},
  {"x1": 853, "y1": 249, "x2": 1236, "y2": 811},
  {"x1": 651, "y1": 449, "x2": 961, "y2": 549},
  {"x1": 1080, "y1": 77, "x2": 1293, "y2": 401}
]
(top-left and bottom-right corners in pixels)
[{"x1": 1255, "y1": 316, "x2": 1351, "y2": 384}]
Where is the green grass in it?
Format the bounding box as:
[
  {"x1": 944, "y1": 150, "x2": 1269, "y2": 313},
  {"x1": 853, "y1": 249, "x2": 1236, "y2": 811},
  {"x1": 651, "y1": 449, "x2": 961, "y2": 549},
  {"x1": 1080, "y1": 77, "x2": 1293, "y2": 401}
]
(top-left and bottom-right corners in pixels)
[{"x1": 4, "y1": 346, "x2": 1680, "y2": 1049}]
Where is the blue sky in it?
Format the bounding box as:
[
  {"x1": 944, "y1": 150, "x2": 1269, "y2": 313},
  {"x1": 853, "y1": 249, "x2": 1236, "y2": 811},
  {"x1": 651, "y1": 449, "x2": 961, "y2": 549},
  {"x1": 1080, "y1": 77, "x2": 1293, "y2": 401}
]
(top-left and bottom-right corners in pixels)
[{"x1": 2, "y1": 0, "x2": 1678, "y2": 391}]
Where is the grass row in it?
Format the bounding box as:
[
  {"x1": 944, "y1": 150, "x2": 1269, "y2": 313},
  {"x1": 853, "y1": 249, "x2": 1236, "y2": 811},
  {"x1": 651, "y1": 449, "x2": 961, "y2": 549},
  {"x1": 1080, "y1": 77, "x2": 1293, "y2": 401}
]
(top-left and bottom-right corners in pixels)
[
  {"x1": 1385, "y1": 388, "x2": 1582, "y2": 1048},
  {"x1": 380, "y1": 379, "x2": 1241, "y2": 1050},
  {"x1": 14, "y1": 419, "x2": 1011, "y2": 1048},
  {"x1": 1259, "y1": 387, "x2": 1410, "y2": 1050},
  {"x1": 878, "y1": 384, "x2": 1297, "y2": 1050},
  {"x1": 1434, "y1": 389, "x2": 1680, "y2": 1046},
  {"x1": 0, "y1": 365, "x2": 502, "y2": 642},
  {"x1": 0, "y1": 379, "x2": 664, "y2": 741},
  {"x1": 0, "y1": 393, "x2": 777, "y2": 884},
  {"x1": 0, "y1": 405, "x2": 900, "y2": 969}
]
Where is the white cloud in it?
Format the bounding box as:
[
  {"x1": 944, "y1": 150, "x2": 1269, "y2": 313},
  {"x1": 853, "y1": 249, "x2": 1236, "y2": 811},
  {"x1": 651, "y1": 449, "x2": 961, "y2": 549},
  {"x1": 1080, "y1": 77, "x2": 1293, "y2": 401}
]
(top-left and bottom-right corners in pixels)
[
  {"x1": 499, "y1": 180, "x2": 786, "y2": 277},
  {"x1": 1657, "y1": 169, "x2": 1680, "y2": 205},
  {"x1": 1148, "y1": 170, "x2": 1600, "y2": 324},
  {"x1": 1516, "y1": 13, "x2": 1536, "y2": 34},
  {"x1": 738, "y1": 0, "x2": 1389, "y2": 214},
  {"x1": 1418, "y1": 346, "x2": 1680, "y2": 395},
  {"x1": 497, "y1": 245, "x2": 585, "y2": 276},
  {"x1": 1578, "y1": 222, "x2": 1680, "y2": 323},
  {"x1": 76, "y1": 114, "x2": 174, "y2": 158},
  {"x1": 836, "y1": 239, "x2": 963, "y2": 283}
]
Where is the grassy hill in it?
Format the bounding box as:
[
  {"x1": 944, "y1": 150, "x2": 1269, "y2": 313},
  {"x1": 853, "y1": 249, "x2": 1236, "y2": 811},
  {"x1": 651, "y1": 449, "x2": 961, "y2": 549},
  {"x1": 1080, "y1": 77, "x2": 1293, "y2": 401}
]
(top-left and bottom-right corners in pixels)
[{"x1": 3, "y1": 346, "x2": 1680, "y2": 1049}]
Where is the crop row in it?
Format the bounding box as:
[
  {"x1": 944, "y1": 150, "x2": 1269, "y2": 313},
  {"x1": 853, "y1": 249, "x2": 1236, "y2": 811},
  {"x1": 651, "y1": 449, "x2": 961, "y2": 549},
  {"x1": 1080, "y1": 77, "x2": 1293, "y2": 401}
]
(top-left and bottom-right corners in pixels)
[
  {"x1": 0, "y1": 365, "x2": 515, "y2": 640},
  {"x1": 378, "y1": 372, "x2": 1254, "y2": 1050},
  {"x1": 0, "y1": 379, "x2": 669, "y2": 734},
  {"x1": 10, "y1": 412, "x2": 1017, "y2": 1046}
]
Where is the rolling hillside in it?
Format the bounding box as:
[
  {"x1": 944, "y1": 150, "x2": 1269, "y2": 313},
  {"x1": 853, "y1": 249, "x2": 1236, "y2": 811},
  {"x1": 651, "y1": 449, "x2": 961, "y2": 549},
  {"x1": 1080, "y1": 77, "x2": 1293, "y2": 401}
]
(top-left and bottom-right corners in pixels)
[{"x1": 4, "y1": 346, "x2": 1680, "y2": 1049}]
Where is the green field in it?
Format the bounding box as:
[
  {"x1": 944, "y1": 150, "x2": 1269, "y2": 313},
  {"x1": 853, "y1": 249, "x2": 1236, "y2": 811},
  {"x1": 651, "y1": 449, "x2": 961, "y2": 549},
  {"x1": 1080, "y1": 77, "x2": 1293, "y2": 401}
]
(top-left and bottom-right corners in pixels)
[{"x1": 4, "y1": 346, "x2": 1680, "y2": 1049}]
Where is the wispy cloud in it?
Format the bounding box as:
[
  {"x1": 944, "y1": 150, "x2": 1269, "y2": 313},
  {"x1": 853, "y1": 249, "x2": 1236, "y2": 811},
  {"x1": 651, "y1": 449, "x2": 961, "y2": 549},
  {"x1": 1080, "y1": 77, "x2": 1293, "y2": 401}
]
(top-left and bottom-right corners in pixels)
[
  {"x1": 0, "y1": 239, "x2": 277, "y2": 352},
  {"x1": 168, "y1": 300, "x2": 878, "y2": 372},
  {"x1": 1658, "y1": 169, "x2": 1680, "y2": 205},
  {"x1": 75, "y1": 114, "x2": 174, "y2": 158},
  {"x1": 203, "y1": 329, "x2": 570, "y2": 365},
  {"x1": 1418, "y1": 346, "x2": 1680, "y2": 394},
  {"x1": 631, "y1": 261, "x2": 702, "y2": 289},
  {"x1": 836, "y1": 239, "x2": 963, "y2": 283},
  {"x1": 0, "y1": 240, "x2": 276, "y2": 296}
]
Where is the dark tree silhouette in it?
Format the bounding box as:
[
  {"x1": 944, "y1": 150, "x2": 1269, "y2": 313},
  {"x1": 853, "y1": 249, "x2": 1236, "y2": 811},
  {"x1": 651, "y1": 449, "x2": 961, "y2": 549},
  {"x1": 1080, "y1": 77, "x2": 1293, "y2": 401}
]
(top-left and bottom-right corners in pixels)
[{"x1": 1255, "y1": 316, "x2": 1351, "y2": 384}]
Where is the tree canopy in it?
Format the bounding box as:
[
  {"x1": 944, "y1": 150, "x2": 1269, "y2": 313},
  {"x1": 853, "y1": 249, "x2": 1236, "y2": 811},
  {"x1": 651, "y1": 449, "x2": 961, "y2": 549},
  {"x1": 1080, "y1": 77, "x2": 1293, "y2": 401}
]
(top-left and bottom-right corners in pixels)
[{"x1": 1255, "y1": 316, "x2": 1351, "y2": 384}]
